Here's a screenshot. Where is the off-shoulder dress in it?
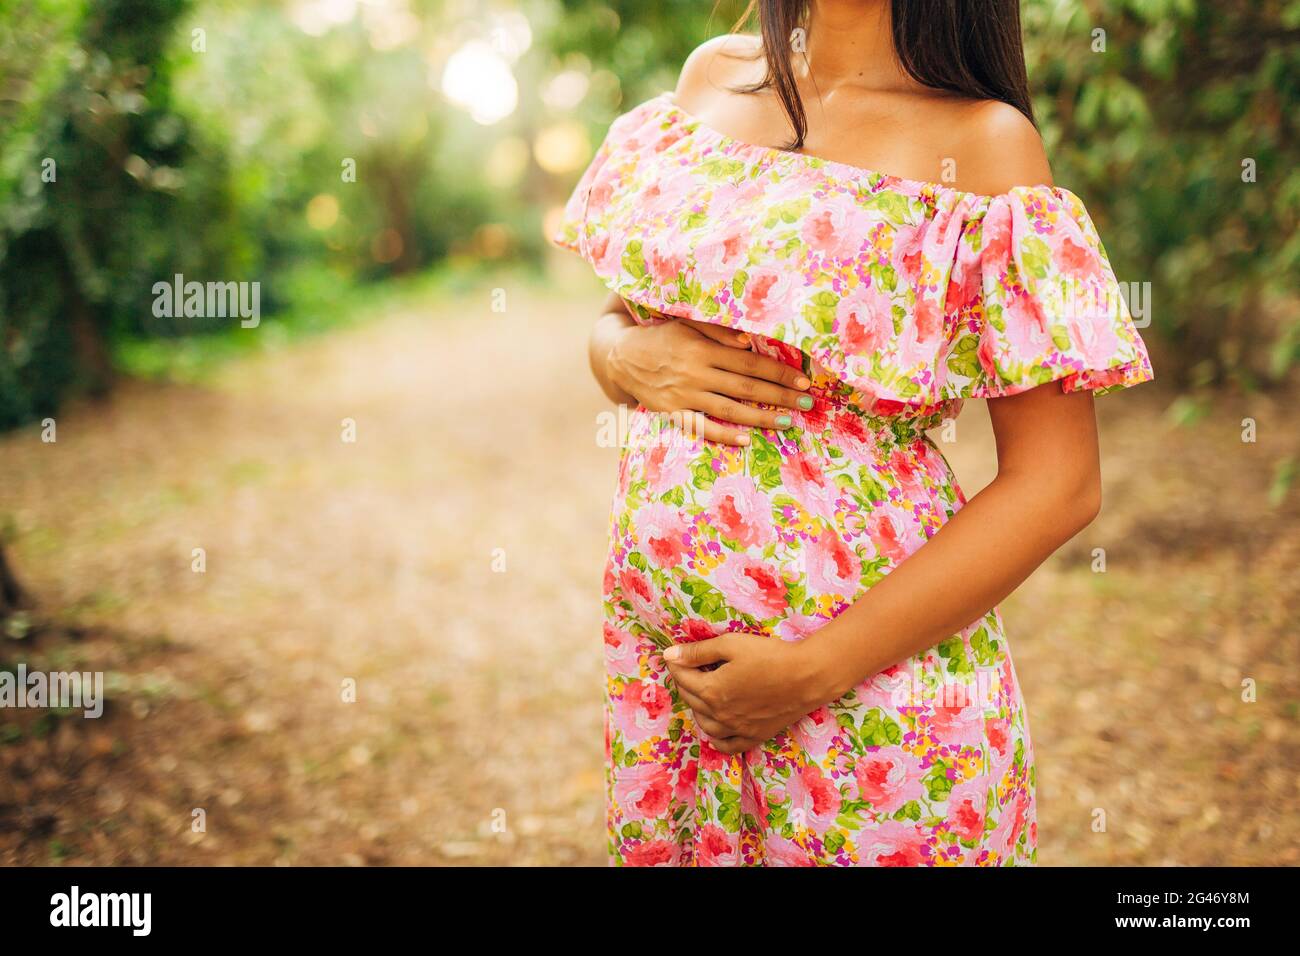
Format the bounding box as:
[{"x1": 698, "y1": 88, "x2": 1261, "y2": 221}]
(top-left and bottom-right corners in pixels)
[{"x1": 552, "y1": 92, "x2": 1153, "y2": 866}]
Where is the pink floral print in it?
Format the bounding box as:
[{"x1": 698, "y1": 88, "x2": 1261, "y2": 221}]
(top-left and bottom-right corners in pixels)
[{"x1": 554, "y1": 93, "x2": 1153, "y2": 866}]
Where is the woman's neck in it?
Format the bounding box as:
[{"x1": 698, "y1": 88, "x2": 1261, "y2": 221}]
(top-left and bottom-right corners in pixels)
[{"x1": 800, "y1": 0, "x2": 913, "y2": 93}]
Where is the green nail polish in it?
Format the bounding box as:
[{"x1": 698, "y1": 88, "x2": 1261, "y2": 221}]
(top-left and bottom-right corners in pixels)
[
  {"x1": 776, "y1": 414, "x2": 792, "y2": 428},
  {"x1": 798, "y1": 395, "x2": 814, "y2": 410}
]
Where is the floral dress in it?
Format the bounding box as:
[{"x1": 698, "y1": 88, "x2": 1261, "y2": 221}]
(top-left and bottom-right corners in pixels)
[{"x1": 551, "y1": 92, "x2": 1153, "y2": 866}]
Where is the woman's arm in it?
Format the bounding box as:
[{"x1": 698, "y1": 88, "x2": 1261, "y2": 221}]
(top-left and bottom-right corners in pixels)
[
  {"x1": 666, "y1": 383, "x2": 1103, "y2": 753},
  {"x1": 589, "y1": 293, "x2": 638, "y2": 406},
  {"x1": 586, "y1": 292, "x2": 814, "y2": 446}
]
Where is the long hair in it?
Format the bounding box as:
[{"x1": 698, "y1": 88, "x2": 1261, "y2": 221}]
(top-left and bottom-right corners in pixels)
[{"x1": 729, "y1": 0, "x2": 1035, "y2": 150}]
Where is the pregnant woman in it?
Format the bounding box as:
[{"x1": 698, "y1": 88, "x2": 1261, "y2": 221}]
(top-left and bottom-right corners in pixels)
[{"x1": 552, "y1": 0, "x2": 1152, "y2": 866}]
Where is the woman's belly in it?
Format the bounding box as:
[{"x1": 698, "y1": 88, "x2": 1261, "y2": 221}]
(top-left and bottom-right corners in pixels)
[
  {"x1": 599, "y1": 381, "x2": 1037, "y2": 866},
  {"x1": 604, "y1": 395, "x2": 964, "y2": 648}
]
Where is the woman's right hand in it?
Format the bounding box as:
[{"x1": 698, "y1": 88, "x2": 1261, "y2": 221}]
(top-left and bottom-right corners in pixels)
[{"x1": 598, "y1": 300, "x2": 813, "y2": 446}]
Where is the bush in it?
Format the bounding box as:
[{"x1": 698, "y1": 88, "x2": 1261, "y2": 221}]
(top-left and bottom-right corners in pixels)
[{"x1": 1024, "y1": 0, "x2": 1300, "y2": 388}]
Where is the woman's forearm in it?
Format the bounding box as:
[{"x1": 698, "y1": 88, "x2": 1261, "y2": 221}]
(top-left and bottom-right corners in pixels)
[
  {"x1": 584, "y1": 298, "x2": 814, "y2": 445},
  {"x1": 804, "y1": 470, "x2": 1100, "y2": 701},
  {"x1": 589, "y1": 304, "x2": 637, "y2": 406}
]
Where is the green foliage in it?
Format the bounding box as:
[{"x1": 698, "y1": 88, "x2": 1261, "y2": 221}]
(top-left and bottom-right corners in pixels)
[
  {"x1": 0, "y1": 0, "x2": 511, "y2": 428},
  {"x1": 0, "y1": 0, "x2": 238, "y2": 426},
  {"x1": 548, "y1": 0, "x2": 744, "y2": 104},
  {"x1": 1021, "y1": 0, "x2": 1300, "y2": 387}
]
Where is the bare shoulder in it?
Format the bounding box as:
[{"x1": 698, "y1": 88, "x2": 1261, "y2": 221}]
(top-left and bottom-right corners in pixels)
[
  {"x1": 945, "y1": 98, "x2": 1053, "y2": 195},
  {"x1": 673, "y1": 33, "x2": 764, "y2": 109}
]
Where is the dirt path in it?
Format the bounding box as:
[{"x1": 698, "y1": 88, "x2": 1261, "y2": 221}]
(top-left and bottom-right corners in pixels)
[{"x1": 1, "y1": 277, "x2": 1297, "y2": 865}]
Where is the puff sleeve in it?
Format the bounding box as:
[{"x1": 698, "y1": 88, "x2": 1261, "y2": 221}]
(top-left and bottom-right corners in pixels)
[{"x1": 940, "y1": 185, "x2": 1153, "y2": 399}]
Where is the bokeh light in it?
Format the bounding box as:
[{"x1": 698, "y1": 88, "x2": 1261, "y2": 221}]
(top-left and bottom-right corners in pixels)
[
  {"x1": 306, "y1": 194, "x2": 340, "y2": 230},
  {"x1": 533, "y1": 120, "x2": 590, "y2": 175},
  {"x1": 439, "y1": 39, "x2": 518, "y2": 125}
]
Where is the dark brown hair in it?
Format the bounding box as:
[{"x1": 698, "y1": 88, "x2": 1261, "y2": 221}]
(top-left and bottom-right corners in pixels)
[{"x1": 730, "y1": 0, "x2": 1035, "y2": 150}]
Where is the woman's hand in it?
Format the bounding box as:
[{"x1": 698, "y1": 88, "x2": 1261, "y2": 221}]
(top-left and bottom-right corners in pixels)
[
  {"x1": 663, "y1": 635, "x2": 840, "y2": 754},
  {"x1": 593, "y1": 296, "x2": 813, "y2": 446}
]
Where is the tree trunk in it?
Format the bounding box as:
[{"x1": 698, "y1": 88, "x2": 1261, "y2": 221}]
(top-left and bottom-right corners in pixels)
[
  {"x1": 62, "y1": 253, "x2": 114, "y2": 397},
  {"x1": 0, "y1": 542, "x2": 30, "y2": 616}
]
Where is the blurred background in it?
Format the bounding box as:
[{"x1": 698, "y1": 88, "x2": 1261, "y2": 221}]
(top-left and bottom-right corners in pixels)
[{"x1": 0, "y1": 0, "x2": 1297, "y2": 865}]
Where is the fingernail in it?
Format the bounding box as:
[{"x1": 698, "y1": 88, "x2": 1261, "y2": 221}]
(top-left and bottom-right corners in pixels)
[
  {"x1": 798, "y1": 395, "x2": 814, "y2": 410},
  {"x1": 775, "y1": 414, "x2": 792, "y2": 428},
  {"x1": 737, "y1": 333, "x2": 751, "y2": 345},
  {"x1": 795, "y1": 376, "x2": 810, "y2": 389},
  {"x1": 663, "y1": 646, "x2": 681, "y2": 661},
  {"x1": 736, "y1": 433, "x2": 750, "y2": 445}
]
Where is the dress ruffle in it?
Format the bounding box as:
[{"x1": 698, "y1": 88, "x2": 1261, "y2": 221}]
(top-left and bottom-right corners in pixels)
[{"x1": 552, "y1": 93, "x2": 1153, "y2": 407}]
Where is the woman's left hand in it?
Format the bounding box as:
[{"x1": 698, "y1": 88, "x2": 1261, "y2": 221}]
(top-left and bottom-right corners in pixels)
[{"x1": 664, "y1": 635, "x2": 843, "y2": 755}]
